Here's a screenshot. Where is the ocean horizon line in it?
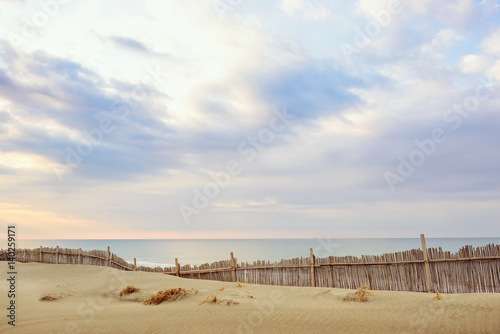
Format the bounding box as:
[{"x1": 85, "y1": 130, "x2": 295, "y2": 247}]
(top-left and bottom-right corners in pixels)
[{"x1": 15, "y1": 236, "x2": 500, "y2": 241}]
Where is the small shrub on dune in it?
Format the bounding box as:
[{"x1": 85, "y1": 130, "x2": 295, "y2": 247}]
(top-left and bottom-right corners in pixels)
[
  {"x1": 143, "y1": 288, "x2": 197, "y2": 305},
  {"x1": 343, "y1": 284, "x2": 374, "y2": 302},
  {"x1": 199, "y1": 294, "x2": 239, "y2": 306},
  {"x1": 120, "y1": 286, "x2": 139, "y2": 297}
]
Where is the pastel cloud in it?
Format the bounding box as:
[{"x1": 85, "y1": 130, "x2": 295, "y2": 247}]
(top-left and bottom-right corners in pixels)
[{"x1": 0, "y1": 0, "x2": 499, "y2": 239}]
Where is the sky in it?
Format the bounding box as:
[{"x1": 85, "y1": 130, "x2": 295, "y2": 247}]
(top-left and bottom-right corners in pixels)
[{"x1": 0, "y1": 0, "x2": 499, "y2": 239}]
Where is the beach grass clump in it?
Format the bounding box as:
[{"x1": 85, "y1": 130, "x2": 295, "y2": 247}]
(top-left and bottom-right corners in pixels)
[
  {"x1": 120, "y1": 286, "x2": 139, "y2": 297},
  {"x1": 219, "y1": 285, "x2": 225, "y2": 291},
  {"x1": 143, "y1": 288, "x2": 197, "y2": 305},
  {"x1": 143, "y1": 288, "x2": 187, "y2": 305},
  {"x1": 199, "y1": 294, "x2": 239, "y2": 306},
  {"x1": 40, "y1": 295, "x2": 58, "y2": 301},
  {"x1": 343, "y1": 284, "x2": 374, "y2": 302}
]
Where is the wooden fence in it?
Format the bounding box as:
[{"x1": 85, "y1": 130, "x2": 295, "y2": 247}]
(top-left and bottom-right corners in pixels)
[{"x1": 1, "y1": 235, "x2": 499, "y2": 293}]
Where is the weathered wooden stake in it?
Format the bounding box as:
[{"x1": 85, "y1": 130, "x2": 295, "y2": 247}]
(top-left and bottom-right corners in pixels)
[
  {"x1": 310, "y1": 248, "x2": 316, "y2": 287},
  {"x1": 134, "y1": 258, "x2": 137, "y2": 271},
  {"x1": 56, "y1": 246, "x2": 59, "y2": 264},
  {"x1": 78, "y1": 248, "x2": 81, "y2": 264},
  {"x1": 107, "y1": 246, "x2": 111, "y2": 266},
  {"x1": 175, "y1": 258, "x2": 180, "y2": 277},
  {"x1": 420, "y1": 234, "x2": 432, "y2": 293},
  {"x1": 230, "y1": 252, "x2": 237, "y2": 282},
  {"x1": 39, "y1": 246, "x2": 43, "y2": 263},
  {"x1": 23, "y1": 248, "x2": 27, "y2": 263}
]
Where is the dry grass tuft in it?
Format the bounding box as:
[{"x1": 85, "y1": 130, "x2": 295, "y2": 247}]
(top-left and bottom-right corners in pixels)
[
  {"x1": 433, "y1": 289, "x2": 442, "y2": 300},
  {"x1": 143, "y1": 288, "x2": 194, "y2": 305},
  {"x1": 120, "y1": 286, "x2": 139, "y2": 297},
  {"x1": 200, "y1": 294, "x2": 219, "y2": 304},
  {"x1": 199, "y1": 294, "x2": 239, "y2": 306},
  {"x1": 343, "y1": 284, "x2": 374, "y2": 302},
  {"x1": 40, "y1": 295, "x2": 58, "y2": 301},
  {"x1": 236, "y1": 281, "x2": 251, "y2": 287},
  {"x1": 219, "y1": 285, "x2": 225, "y2": 291},
  {"x1": 224, "y1": 299, "x2": 239, "y2": 305}
]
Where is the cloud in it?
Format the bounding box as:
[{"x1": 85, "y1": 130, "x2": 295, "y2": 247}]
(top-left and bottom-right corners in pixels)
[
  {"x1": 459, "y1": 54, "x2": 495, "y2": 73},
  {"x1": 481, "y1": 27, "x2": 500, "y2": 56},
  {"x1": 280, "y1": 0, "x2": 329, "y2": 20},
  {"x1": 0, "y1": 1, "x2": 499, "y2": 238},
  {"x1": 248, "y1": 65, "x2": 365, "y2": 120},
  {"x1": 0, "y1": 202, "x2": 124, "y2": 239},
  {"x1": 280, "y1": 0, "x2": 303, "y2": 13},
  {"x1": 408, "y1": 0, "x2": 479, "y2": 24},
  {"x1": 487, "y1": 60, "x2": 500, "y2": 81},
  {"x1": 0, "y1": 43, "x2": 178, "y2": 180},
  {"x1": 427, "y1": 29, "x2": 463, "y2": 49},
  {"x1": 109, "y1": 36, "x2": 150, "y2": 52}
]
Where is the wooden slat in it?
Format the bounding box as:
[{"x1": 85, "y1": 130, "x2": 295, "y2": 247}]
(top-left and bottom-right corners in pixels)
[{"x1": 421, "y1": 234, "x2": 433, "y2": 292}]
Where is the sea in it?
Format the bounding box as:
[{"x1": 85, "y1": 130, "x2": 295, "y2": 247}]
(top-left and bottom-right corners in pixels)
[{"x1": 13, "y1": 238, "x2": 500, "y2": 268}]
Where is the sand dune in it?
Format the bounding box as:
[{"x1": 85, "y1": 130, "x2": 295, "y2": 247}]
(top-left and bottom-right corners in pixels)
[{"x1": 1, "y1": 263, "x2": 499, "y2": 333}]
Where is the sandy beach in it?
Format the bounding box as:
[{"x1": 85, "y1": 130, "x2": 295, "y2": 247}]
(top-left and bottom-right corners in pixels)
[{"x1": 1, "y1": 263, "x2": 499, "y2": 334}]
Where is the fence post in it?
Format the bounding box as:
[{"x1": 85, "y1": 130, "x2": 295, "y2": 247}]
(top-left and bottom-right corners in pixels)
[
  {"x1": 56, "y1": 246, "x2": 59, "y2": 264},
  {"x1": 420, "y1": 234, "x2": 432, "y2": 293},
  {"x1": 78, "y1": 248, "x2": 81, "y2": 265},
  {"x1": 310, "y1": 248, "x2": 316, "y2": 287},
  {"x1": 175, "y1": 258, "x2": 180, "y2": 277},
  {"x1": 23, "y1": 249, "x2": 27, "y2": 263},
  {"x1": 107, "y1": 246, "x2": 111, "y2": 267},
  {"x1": 39, "y1": 246, "x2": 43, "y2": 263},
  {"x1": 230, "y1": 252, "x2": 236, "y2": 282},
  {"x1": 134, "y1": 258, "x2": 137, "y2": 271}
]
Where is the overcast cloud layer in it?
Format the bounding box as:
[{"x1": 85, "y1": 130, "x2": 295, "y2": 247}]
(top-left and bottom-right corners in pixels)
[{"x1": 0, "y1": 0, "x2": 499, "y2": 239}]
